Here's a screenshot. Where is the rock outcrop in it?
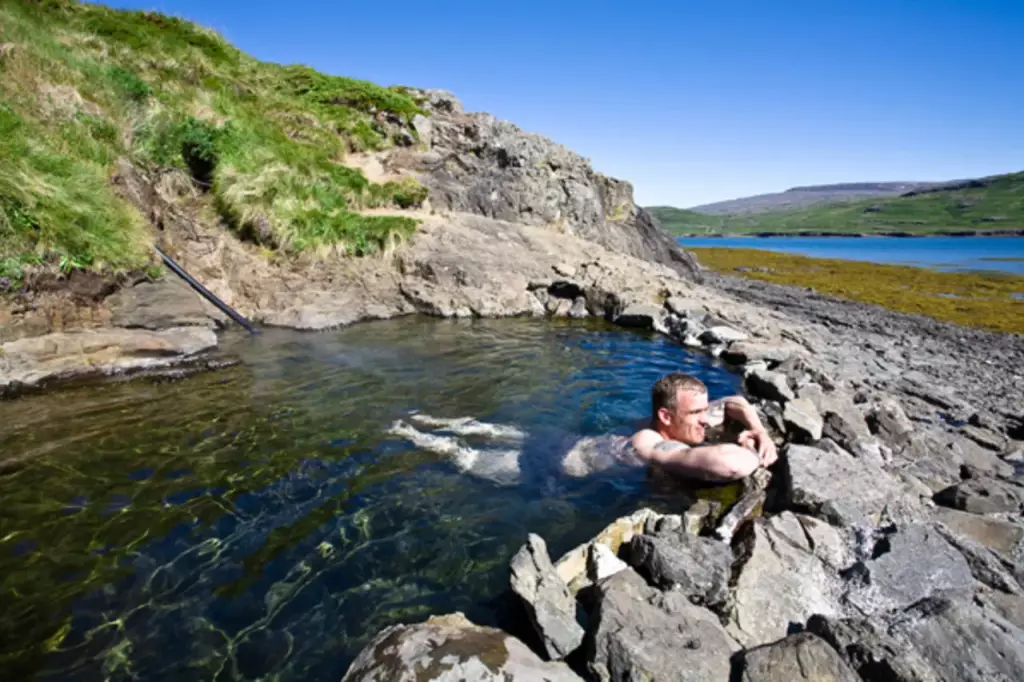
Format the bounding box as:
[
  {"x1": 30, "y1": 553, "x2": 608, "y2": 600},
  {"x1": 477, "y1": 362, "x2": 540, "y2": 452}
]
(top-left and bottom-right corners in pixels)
[{"x1": 395, "y1": 90, "x2": 701, "y2": 280}]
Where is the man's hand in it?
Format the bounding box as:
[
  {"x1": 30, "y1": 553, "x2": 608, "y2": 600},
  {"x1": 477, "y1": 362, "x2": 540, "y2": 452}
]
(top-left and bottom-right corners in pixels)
[{"x1": 738, "y1": 429, "x2": 778, "y2": 467}]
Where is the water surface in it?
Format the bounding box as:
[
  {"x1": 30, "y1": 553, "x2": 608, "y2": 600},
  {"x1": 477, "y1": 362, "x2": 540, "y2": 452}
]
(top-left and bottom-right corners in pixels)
[
  {"x1": 0, "y1": 317, "x2": 739, "y2": 681},
  {"x1": 677, "y1": 235, "x2": 1024, "y2": 274}
]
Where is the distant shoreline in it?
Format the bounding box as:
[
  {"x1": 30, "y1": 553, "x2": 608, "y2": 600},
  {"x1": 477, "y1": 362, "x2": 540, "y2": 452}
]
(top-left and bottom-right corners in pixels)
[{"x1": 675, "y1": 229, "x2": 1024, "y2": 238}]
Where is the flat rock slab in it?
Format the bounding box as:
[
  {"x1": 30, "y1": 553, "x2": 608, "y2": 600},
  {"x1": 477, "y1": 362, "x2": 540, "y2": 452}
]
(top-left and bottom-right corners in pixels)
[
  {"x1": 931, "y1": 506, "x2": 1024, "y2": 558},
  {"x1": 934, "y1": 478, "x2": 1024, "y2": 515},
  {"x1": 700, "y1": 325, "x2": 748, "y2": 344},
  {"x1": 736, "y1": 632, "x2": 860, "y2": 682},
  {"x1": 341, "y1": 612, "x2": 583, "y2": 681},
  {"x1": 586, "y1": 569, "x2": 735, "y2": 682},
  {"x1": 721, "y1": 341, "x2": 796, "y2": 365},
  {"x1": 107, "y1": 276, "x2": 218, "y2": 329},
  {"x1": 626, "y1": 530, "x2": 732, "y2": 608},
  {"x1": 0, "y1": 326, "x2": 218, "y2": 394},
  {"x1": 785, "y1": 444, "x2": 917, "y2": 526},
  {"x1": 727, "y1": 517, "x2": 844, "y2": 648},
  {"x1": 934, "y1": 522, "x2": 1023, "y2": 595},
  {"x1": 811, "y1": 597, "x2": 1024, "y2": 682},
  {"x1": 844, "y1": 524, "x2": 974, "y2": 616},
  {"x1": 509, "y1": 534, "x2": 584, "y2": 660}
]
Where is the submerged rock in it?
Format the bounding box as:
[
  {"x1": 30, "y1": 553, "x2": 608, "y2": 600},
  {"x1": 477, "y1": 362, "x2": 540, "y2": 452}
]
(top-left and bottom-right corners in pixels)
[
  {"x1": 341, "y1": 612, "x2": 583, "y2": 681},
  {"x1": 0, "y1": 327, "x2": 218, "y2": 396}
]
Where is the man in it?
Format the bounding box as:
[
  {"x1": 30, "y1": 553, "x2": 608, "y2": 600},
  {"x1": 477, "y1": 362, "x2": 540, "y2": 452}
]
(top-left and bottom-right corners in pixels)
[{"x1": 631, "y1": 372, "x2": 777, "y2": 481}]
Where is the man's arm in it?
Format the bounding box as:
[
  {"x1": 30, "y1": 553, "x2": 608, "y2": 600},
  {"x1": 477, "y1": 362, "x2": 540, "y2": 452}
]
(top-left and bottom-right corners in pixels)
[
  {"x1": 720, "y1": 395, "x2": 765, "y2": 432},
  {"x1": 646, "y1": 440, "x2": 760, "y2": 482},
  {"x1": 720, "y1": 395, "x2": 778, "y2": 466}
]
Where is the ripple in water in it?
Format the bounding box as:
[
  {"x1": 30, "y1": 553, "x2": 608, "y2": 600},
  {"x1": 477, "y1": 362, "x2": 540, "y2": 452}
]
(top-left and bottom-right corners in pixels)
[{"x1": 0, "y1": 317, "x2": 740, "y2": 681}]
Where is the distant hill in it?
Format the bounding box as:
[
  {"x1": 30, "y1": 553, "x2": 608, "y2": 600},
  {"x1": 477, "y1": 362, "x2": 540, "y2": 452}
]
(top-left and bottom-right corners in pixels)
[
  {"x1": 649, "y1": 172, "x2": 1024, "y2": 236},
  {"x1": 687, "y1": 182, "x2": 938, "y2": 216}
]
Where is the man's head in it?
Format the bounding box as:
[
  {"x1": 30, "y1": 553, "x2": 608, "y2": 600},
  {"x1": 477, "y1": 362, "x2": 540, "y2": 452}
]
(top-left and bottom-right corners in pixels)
[{"x1": 651, "y1": 373, "x2": 710, "y2": 444}]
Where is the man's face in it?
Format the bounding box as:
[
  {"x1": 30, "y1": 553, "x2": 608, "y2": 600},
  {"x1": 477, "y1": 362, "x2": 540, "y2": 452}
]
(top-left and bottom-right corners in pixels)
[{"x1": 658, "y1": 388, "x2": 710, "y2": 444}]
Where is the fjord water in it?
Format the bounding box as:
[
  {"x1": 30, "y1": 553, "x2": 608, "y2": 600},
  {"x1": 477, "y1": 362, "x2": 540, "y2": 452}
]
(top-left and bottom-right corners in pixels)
[
  {"x1": 677, "y1": 236, "x2": 1024, "y2": 274},
  {"x1": 0, "y1": 317, "x2": 739, "y2": 681}
]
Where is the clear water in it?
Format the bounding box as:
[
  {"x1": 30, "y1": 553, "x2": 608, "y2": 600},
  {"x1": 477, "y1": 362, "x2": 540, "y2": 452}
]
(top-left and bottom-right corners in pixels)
[
  {"x1": 0, "y1": 317, "x2": 740, "y2": 681},
  {"x1": 677, "y1": 236, "x2": 1024, "y2": 274}
]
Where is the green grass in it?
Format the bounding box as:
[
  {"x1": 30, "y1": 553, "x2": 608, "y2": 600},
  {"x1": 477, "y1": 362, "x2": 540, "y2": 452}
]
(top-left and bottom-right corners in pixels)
[
  {"x1": 690, "y1": 247, "x2": 1024, "y2": 335},
  {"x1": 0, "y1": 0, "x2": 428, "y2": 288},
  {"x1": 650, "y1": 172, "x2": 1024, "y2": 235},
  {"x1": 647, "y1": 206, "x2": 724, "y2": 235}
]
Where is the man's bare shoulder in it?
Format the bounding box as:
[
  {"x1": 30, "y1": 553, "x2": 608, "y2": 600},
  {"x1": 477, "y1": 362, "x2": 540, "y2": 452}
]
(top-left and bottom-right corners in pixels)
[{"x1": 631, "y1": 428, "x2": 692, "y2": 461}]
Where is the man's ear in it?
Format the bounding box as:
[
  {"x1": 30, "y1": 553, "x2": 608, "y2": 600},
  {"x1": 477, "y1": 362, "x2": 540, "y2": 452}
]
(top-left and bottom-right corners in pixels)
[{"x1": 657, "y1": 407, "x2": 672, "y2": 427}]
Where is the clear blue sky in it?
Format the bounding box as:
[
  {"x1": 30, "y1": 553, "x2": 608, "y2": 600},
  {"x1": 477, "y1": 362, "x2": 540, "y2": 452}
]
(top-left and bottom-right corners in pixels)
[{"x1": 101, "y1": 0, "x2": 1023, "y2": 208}]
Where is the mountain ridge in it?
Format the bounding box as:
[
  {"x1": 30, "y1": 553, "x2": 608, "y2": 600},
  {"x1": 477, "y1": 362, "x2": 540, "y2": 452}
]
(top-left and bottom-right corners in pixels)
[{"x1": 648, "y1": 170, "x2": 1024, "y2": 235}]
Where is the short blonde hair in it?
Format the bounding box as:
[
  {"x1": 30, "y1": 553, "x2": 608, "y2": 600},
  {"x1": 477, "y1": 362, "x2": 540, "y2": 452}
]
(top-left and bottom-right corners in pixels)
[{"x1": 651, "y1": 373, "x2": 706, "y2": 419}]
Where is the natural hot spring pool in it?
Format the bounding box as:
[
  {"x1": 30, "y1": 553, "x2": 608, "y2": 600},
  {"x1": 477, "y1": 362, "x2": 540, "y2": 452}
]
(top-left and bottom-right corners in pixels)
[{"x1": 0, "y1": 317, "x2": 741, "y2": 681}]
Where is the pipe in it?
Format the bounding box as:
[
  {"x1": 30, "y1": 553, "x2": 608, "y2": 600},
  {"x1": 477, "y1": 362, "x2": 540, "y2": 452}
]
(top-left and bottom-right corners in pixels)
[{"x1": 154, "y1": 245, "x2": 259, "y2": 334}]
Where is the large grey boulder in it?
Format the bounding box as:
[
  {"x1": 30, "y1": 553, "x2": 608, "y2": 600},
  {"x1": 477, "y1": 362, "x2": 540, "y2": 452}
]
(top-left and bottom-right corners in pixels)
[
  {"x1": 783, "y1": 397, "x2": 823, "y2": 442},
  {"x1": 727, "y1": 516, "x2": 844, "y2": 648},
  {"x1": 509, "y1": 534, "x2": 584, "y2": 660},
  {"x1": 341, "y1": 612, "x2": 584, "y2": 681},
  {"x1": 585, "y1": 569, "x2": 735, "y2": 682},
  {"x1": 745, "y1": 368, "x2": 795, "y2": 403},
  {"x1": 809, "y1": 596, "x2": 1024, "y2": 682},
  {"x1": 843, "y1": 524, "x2": 974, "y2": 616},
  {"x1": 784, "y1": 444, "x2": 918, "y2": 526},
  {"x1": 627, "y1": 530, "x2": 732, "y2": 609},
  {"x1": 735, "y1": 632, "x2": 860, "y2": 682}
]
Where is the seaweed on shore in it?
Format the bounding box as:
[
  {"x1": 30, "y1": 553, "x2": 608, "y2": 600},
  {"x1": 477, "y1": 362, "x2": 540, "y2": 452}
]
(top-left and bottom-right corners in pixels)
[{"x1": 690, "y1": 247, "x2": 1024, "y2": 335}]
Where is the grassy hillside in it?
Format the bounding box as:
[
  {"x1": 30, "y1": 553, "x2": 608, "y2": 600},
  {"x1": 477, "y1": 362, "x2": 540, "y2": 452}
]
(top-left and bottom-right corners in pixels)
[
  {"x1": 0, "y1": 0, "x2": 429, "y2": 290},
  {"x1": 651, "y1": 172, "x2": 1024, "y2": 235}
]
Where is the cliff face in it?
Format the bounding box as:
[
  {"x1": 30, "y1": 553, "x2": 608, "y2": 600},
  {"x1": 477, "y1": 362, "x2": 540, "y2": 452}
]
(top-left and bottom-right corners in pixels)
[{"x1": 384, "y1": 90, "x2": 700, "y2": 279}]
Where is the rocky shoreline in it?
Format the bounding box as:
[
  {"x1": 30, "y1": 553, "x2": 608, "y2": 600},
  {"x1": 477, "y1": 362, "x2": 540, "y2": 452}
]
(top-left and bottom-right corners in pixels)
[
  {"x1": 336, "y1": 272, "x2": 1023, "y2": 680},
  {"x1": 2, "y1": 90, "x2": 1023, "y2": 681}
]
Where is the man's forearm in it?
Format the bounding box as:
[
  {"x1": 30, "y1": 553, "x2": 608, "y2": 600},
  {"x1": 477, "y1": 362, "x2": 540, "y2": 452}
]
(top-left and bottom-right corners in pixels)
[
  {"x1": 648, "y1": 440, "x2": 760, "y2": 482},
  {"x1": 723, "y1": 396, "x2": 767, "y2": 433}
]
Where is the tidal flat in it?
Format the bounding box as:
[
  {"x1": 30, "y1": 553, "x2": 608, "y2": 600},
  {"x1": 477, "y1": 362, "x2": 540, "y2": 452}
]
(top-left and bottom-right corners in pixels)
[{"x1": 689, "y1": 247, "x2": 1024, "y2": 335}]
